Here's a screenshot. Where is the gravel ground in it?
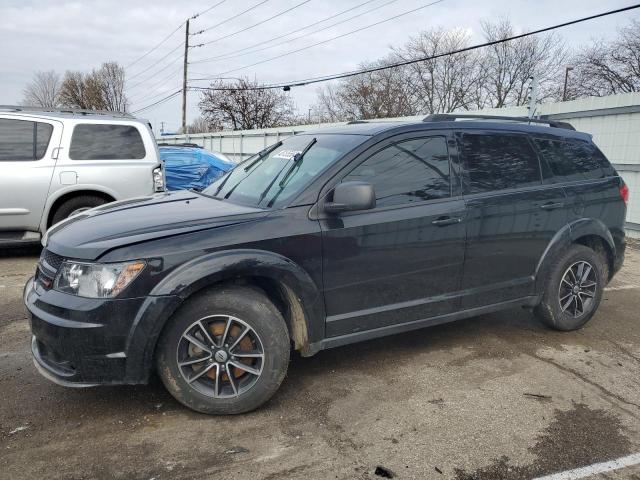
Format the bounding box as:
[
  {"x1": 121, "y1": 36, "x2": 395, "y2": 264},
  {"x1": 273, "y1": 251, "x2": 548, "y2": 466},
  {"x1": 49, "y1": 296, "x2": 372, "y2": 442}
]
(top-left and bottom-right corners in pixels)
[{"x1": 0, "y1": 244, "x2": 639, "y2": 480}]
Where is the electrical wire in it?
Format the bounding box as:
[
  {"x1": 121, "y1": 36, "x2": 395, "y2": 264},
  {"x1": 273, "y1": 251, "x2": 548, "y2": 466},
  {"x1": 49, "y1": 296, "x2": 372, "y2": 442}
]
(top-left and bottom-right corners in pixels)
[
  {"x1": 189, "y1": 3, "x2": 640, "y2": 90},
  {"x1": 193, "y1": 0, "x2": 312, "y2": 47},
  {"x1": 191, "y1": 0, "x2": 271, "y2": 36},
  {"x1": 125, "y1": 21, "x2": 185, "y2": 69},
  {"x1": 191, "y1": 0, "x2": 445, "y2": 79},
  {"x1": 189, "y1": 0, "x2": 378, "y2": 64},
  {"x1": 127, "y1": 54, "x2": 184, "y2": 92},
  {"x1": 132, "y1": 89, "x2": 183, "y2": 114},
  {"x1": 191, "y1": 0, "x2": 226, "y2": 19},
  {"x1": 127, "y1": 43, "x2": 183, "y2": 83}
]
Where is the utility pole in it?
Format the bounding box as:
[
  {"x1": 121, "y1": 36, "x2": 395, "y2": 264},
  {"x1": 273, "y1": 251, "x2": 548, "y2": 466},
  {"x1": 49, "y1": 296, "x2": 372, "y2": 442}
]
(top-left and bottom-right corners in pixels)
[
  {"x1": 562, "y1": 66, "x2": 574, "y2": 102},
  {"x1": 160, "y1": 121, "x2": 165, "y2": 135},
  {"x1": 181, "y1": 19, "x2": 190, "y2": 133}
]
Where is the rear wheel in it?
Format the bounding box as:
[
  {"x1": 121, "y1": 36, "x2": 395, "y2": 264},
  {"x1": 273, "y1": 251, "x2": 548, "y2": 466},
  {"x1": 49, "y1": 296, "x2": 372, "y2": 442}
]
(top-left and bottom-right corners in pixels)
[
  {"x1": 534, "y1": 244, "x2": 605, "y2": 331},
  {"x1": 50, "y1": 195, "x2": 107, "y2": 225},
  {"x1": 156, "y1": 286, "x2": 290, "y2": 414}
]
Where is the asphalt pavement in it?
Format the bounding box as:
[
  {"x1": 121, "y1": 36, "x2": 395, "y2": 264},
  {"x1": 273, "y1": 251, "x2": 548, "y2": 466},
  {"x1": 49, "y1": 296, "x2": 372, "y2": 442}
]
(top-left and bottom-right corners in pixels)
[{"x1": 1, "y1": 244, "x2": 639, "y2": 480}]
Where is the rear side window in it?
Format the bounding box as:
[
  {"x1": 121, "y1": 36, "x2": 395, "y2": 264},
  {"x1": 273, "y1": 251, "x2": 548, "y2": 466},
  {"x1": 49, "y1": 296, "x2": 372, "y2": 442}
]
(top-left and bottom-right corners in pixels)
[
  {"x1": 343, "y1": 136, "x2": 451, "y2": 207},
  {"x1": 459, "y1": 133, "x2": 541, "y2": 194},
  {"x1": 0, "y1": 119, "x2": 53, "y2": 161},
  {"x1": 533, "y1": 138, "x2": 614, "y2": 182},
  {"x1": 69, "y1": 124, "x2": 146, "y2": 160}
]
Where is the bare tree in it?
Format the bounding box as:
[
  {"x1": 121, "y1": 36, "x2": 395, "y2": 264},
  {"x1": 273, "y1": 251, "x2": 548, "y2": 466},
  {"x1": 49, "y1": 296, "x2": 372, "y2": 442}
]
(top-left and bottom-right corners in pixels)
[
  {"x1": 480, "y1": 18, "x2": 567, "y2": 107},
  {"x1": 99, "y1": 62, "x2": 128, "y2": 112},
  {"x1": 567, "y1": 19, "x2": 640, "y2": 98},
  {"x1": 394, "y1": 28, "x2": 486, "y2": 113},
  {"x1": 315, "y1": 56, "x2": 416, "y2": 121},
  {"x1": 181, "y1": 116, "x2": 211, "y2": 134},
  {"x1": 58, "y1": 62, "x2": 128, "y2": 111},
  {"x1": 198, "y1": 78, "x2": 294, "y2": 130},
  {"x1": 22, "y1": 71, "x2": 61, "y2": 108}
]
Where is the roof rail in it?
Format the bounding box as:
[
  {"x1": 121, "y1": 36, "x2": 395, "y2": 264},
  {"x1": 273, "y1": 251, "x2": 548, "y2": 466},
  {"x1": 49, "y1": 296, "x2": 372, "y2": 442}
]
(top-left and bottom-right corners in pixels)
[
  {"x1": 0, "y1": 105, "x2": 135, "y2": 118},
  {"x1": 422, "y1": 113, "x2": 575, "y2": 131},
  {"x1": 346, "y1": 120, "x2": 369, "y2": 124}
]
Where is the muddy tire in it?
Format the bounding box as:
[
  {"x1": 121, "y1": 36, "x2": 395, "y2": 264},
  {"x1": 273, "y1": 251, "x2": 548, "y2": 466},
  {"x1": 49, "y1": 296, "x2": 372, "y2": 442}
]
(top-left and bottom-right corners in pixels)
[
  {"x1": 534, "y1": 244, "x2": 605, "y2": 331},
  {"x1": 51, "y1": 195, "x2": 106, "y2": 225},
  {"x1": 155, "y1": 286, "x2": 290, "y2": 414}
]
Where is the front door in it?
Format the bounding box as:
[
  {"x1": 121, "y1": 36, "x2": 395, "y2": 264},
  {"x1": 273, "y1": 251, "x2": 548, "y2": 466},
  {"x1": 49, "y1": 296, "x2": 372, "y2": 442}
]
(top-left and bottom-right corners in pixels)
[
  {"x1": 319, "y1": 132, "x2": 467, "y2": 337},
  {"x1": 0, "y1": 116, "x2": 62, "y2": 232}
]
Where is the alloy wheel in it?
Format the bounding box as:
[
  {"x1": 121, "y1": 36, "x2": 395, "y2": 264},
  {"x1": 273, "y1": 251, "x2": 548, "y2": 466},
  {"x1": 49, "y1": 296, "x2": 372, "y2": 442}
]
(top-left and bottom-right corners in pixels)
[
  {"x1": 176, "y1": 315, "x2": 265, "y2": 398},
  {"x1": 558, "y1": 261, "x2": 597, "y2": 318}
]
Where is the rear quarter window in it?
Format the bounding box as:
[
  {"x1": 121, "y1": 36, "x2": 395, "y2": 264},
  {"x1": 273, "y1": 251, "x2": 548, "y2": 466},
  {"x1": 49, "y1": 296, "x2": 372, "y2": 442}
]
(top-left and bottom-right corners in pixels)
[
  {"x1": 458, "y1": 132, "x2": 542, "y2": 194},
  {"x1": 69, "y1": 124, "x2": 146, "y2": 160},
  {"x1": 533, "y1": 138, "x2": 615, "y2": 182}
]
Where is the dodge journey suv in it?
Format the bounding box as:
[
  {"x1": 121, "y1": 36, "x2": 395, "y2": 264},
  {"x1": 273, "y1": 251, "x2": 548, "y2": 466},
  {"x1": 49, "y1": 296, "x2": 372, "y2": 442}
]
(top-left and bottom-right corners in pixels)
[
  {"x1": 24, "y1": 114, "x2": 627, "y2": 414},
  {"x1": 0, "y1": 107, "x2": 164, "y2": 245}
]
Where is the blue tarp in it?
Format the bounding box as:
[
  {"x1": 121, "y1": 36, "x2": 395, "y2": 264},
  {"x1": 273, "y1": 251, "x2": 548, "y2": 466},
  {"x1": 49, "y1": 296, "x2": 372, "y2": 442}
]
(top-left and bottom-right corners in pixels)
[{"x1": 160, "y1": 146, "x2": 234, "y2": 191}]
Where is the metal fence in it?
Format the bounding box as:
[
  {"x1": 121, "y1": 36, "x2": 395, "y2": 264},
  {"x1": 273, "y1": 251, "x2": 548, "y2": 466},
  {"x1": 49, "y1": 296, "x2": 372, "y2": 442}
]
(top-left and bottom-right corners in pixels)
[{"x1": 158, "y1": 92, "x2": 640, "y2": 237}]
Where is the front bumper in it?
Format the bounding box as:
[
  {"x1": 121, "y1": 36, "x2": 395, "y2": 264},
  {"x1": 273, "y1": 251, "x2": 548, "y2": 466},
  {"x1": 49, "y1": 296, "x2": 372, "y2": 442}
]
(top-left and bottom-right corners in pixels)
[{"x1": 24, "y1": 277, "x2": 180, "y2": 386}]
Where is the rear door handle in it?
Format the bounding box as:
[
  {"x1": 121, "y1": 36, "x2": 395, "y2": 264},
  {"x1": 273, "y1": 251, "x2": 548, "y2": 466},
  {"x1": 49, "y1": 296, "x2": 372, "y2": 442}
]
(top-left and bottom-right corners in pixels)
[
  {"x1": 432, "y1": 216, "x2": 462, "y2": 226},
  {"x1": 540, "y1": 202, "x2": 565, "y2": 210}
]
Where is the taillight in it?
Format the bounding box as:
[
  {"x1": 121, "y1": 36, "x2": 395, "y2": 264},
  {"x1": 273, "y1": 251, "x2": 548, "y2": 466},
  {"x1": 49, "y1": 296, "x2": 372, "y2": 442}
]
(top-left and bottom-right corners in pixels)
[{"x1": 620, "y1": 183, "x2": 629, "y2": 205}]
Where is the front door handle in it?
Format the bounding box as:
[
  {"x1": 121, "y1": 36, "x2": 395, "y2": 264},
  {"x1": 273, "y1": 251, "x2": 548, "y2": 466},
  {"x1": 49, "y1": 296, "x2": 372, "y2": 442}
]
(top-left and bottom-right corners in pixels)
[
  {"x1": 540, "y1": 202, "x2": 565, "y2": 210},
  {"x1": 432, "y1": 216, "x2": 462, "y2": 226}
]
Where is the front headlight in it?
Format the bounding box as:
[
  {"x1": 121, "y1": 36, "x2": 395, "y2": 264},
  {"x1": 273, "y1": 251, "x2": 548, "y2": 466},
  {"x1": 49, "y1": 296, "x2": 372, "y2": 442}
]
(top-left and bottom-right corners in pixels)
[
  {"x1": 153, "y1": 166, "x2": 165, "y2": 192},
  {"x1": 54, "y1": 260, "x2": 146, "y2": 298}
]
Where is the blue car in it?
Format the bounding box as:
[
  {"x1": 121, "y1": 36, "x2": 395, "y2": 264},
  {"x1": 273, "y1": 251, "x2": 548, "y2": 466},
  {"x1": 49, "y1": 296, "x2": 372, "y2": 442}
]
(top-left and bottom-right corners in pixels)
[{"x1": 159, "y1": 143, "x2": 234, "y2": 191}]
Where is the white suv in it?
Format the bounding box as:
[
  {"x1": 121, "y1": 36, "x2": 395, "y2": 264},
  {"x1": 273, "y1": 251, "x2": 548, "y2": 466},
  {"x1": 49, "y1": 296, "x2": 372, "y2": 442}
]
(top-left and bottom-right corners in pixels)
[{"x1": 0, "y1": 107, "x2": 164, "y2": 244}]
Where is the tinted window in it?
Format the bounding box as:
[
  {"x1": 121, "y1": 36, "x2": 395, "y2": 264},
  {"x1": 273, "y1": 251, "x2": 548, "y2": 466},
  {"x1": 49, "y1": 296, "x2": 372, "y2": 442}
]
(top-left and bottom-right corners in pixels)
[
  {"x1": 344, "y1": 136, "x2": 450, "y2": 207},
  {"x1": 459, "y1": 133, "x2": 541, "y2": 193},
  {"x1": 534, "y1": 138, "x2": 614, "y2": 181},
  {"x1": 69, "y1": 124, "x2": 145, "y2": 160},
  {"x1": 0, "y1": 119, "x2": 53, "y2": 161}
]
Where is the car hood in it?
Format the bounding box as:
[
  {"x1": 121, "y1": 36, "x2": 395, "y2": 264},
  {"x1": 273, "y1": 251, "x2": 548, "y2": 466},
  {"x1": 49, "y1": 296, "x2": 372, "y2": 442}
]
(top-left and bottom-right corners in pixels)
[{"x1": 44, "y1": 190, "x2": 268, "y2": 260}]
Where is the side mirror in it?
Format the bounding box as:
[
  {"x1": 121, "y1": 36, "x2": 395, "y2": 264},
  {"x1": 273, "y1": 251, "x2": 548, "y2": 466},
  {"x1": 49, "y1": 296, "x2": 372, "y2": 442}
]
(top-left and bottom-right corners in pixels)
[{"x1": 324, "y1": 181, "x2": 376, "y2": 213}]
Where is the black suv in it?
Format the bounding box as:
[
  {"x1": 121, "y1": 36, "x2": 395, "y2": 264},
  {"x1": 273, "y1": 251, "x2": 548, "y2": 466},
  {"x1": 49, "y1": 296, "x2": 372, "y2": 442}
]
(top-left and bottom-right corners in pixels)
[{"x1": 25, "y1": 115, "x2": 628, "y2": 414}]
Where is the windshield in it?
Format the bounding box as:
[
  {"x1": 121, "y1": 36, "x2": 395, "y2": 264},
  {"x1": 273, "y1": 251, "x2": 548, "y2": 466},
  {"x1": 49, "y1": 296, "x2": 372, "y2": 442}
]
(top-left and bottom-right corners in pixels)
[{"x1": 202, "y1": 134, "x2": 365, "y2": 208}]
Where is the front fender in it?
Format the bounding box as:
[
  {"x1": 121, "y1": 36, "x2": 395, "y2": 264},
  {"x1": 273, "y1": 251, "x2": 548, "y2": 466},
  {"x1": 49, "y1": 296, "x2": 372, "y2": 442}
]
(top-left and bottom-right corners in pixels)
[{"x1": 125, "y1": 249, "x2": 324, "y2": 381}]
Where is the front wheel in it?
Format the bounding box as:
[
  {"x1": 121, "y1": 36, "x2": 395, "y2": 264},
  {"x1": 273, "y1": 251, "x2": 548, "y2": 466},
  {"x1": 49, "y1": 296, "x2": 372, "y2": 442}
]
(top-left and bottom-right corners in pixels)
[
  {"x1": 534, "y1": 244, "x2": 605, "y2": 331},
  {"x1": 156, "y1": 286, "x2": 290, "y2": 414}
]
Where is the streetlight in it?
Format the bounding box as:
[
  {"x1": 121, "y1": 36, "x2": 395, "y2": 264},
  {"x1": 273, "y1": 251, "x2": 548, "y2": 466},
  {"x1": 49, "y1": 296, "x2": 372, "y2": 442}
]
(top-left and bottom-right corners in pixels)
[{"x1": 562, "y1": 66, "x2": 574, "y2": 102}]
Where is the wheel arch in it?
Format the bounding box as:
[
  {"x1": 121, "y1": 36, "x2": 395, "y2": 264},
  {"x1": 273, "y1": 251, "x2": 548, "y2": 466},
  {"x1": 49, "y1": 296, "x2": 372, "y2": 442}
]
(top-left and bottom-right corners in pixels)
[
  {"x1": 535, "y1": 218, "x2": 616, "y2": 295},
  {"x1": 44, "y1": 188, "x2": 117, "y2": 229},
  {"x1": 125, "y1": 249, "x2": 324, "y2": 383}
]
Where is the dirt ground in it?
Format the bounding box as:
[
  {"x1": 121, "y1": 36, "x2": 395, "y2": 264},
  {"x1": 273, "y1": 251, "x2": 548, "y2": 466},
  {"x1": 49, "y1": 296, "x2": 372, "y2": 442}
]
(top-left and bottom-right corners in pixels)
[{"x1": 0, "y1": 244, "x2": 639, "y2": 480}]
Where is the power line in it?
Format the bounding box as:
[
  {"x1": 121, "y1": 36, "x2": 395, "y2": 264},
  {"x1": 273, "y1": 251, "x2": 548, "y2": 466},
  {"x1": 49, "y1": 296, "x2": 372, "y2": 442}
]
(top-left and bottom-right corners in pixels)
[
  {"x1": 127, "y1": 54, "x2": 184, "y2": 91},
  {"x1": 189, "y1": 3, "x2": 640, "y2": 92},
  {"x1": 191, "y1": 0, "x2": 271, "y2": 36},
  {"x1": 125, "y1": 21, "x2": 185, "y2": 69},
  {"x1": 193, "y1": 0, "x2": 312, "y2": 48},
  {"x1": 191, "y1": 0, "x2": 226, "y2": 19},
  {"x1": 190, "y1": 0, "x2": 386, "y2": 64},
  {"x1": 127, "y1": 43, "x2": 183, "y2": 83},
  {"x1": 132, "y1": 89, "x2": 182, "y2": 114},
  {"x1": 191, "y1": 0, "x2": 445, "y2": 79}
]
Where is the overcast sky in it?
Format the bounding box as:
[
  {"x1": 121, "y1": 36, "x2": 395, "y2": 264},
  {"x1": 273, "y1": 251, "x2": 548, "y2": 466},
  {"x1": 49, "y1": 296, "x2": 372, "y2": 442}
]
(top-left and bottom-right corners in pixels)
[{"x1": 1, "y1": 0, "x2": 638, "y2": 133}]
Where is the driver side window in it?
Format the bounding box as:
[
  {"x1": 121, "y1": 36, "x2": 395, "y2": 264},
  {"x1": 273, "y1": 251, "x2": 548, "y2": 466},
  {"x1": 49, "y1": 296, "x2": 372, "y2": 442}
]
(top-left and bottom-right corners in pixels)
[{"x1": 343, "y1": 136, "x2": 451, "y2": 208}]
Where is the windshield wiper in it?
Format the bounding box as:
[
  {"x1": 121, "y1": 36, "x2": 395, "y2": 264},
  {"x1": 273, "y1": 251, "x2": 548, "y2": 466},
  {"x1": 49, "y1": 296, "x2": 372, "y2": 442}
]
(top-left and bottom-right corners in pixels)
[
  {"x1": 264, "y1": 138, "x2": 317, "y2": 208},
  {"x1": 243, "y1": 141, "x2": 283, "y2": 172},
  {"x1": 278, "y1": 138, "x2": 316, "y2": 188}
]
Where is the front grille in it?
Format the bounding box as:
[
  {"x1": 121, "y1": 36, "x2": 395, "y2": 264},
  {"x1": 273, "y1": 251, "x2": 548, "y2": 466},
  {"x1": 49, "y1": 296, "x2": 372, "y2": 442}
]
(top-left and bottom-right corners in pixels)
[
  {"x1": 37, "y1": 249, "x2": 64, "y2": 290},
  {"x1": 40, "y1": 249, "x2": 64, "y2": 273}
]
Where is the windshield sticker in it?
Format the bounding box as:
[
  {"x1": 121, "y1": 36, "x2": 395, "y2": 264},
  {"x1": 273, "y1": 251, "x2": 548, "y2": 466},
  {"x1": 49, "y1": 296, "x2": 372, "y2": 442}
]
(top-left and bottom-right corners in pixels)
[{"x1": 272, "y1": 150, "x2": 301, "y2": 160}]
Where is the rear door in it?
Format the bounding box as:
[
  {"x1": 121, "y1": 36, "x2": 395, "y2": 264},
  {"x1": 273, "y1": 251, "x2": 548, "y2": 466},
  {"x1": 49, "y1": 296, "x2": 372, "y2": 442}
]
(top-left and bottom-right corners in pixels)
[
  {"x1": 320, "y1": 131, "x2": 467, "y2": 337},
  {"x1": 457, "y1": 130, "x2": 569, "y2": 309},
  {"x1": 0, "y1": 116, "x2": 62, "y2": 231}
]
